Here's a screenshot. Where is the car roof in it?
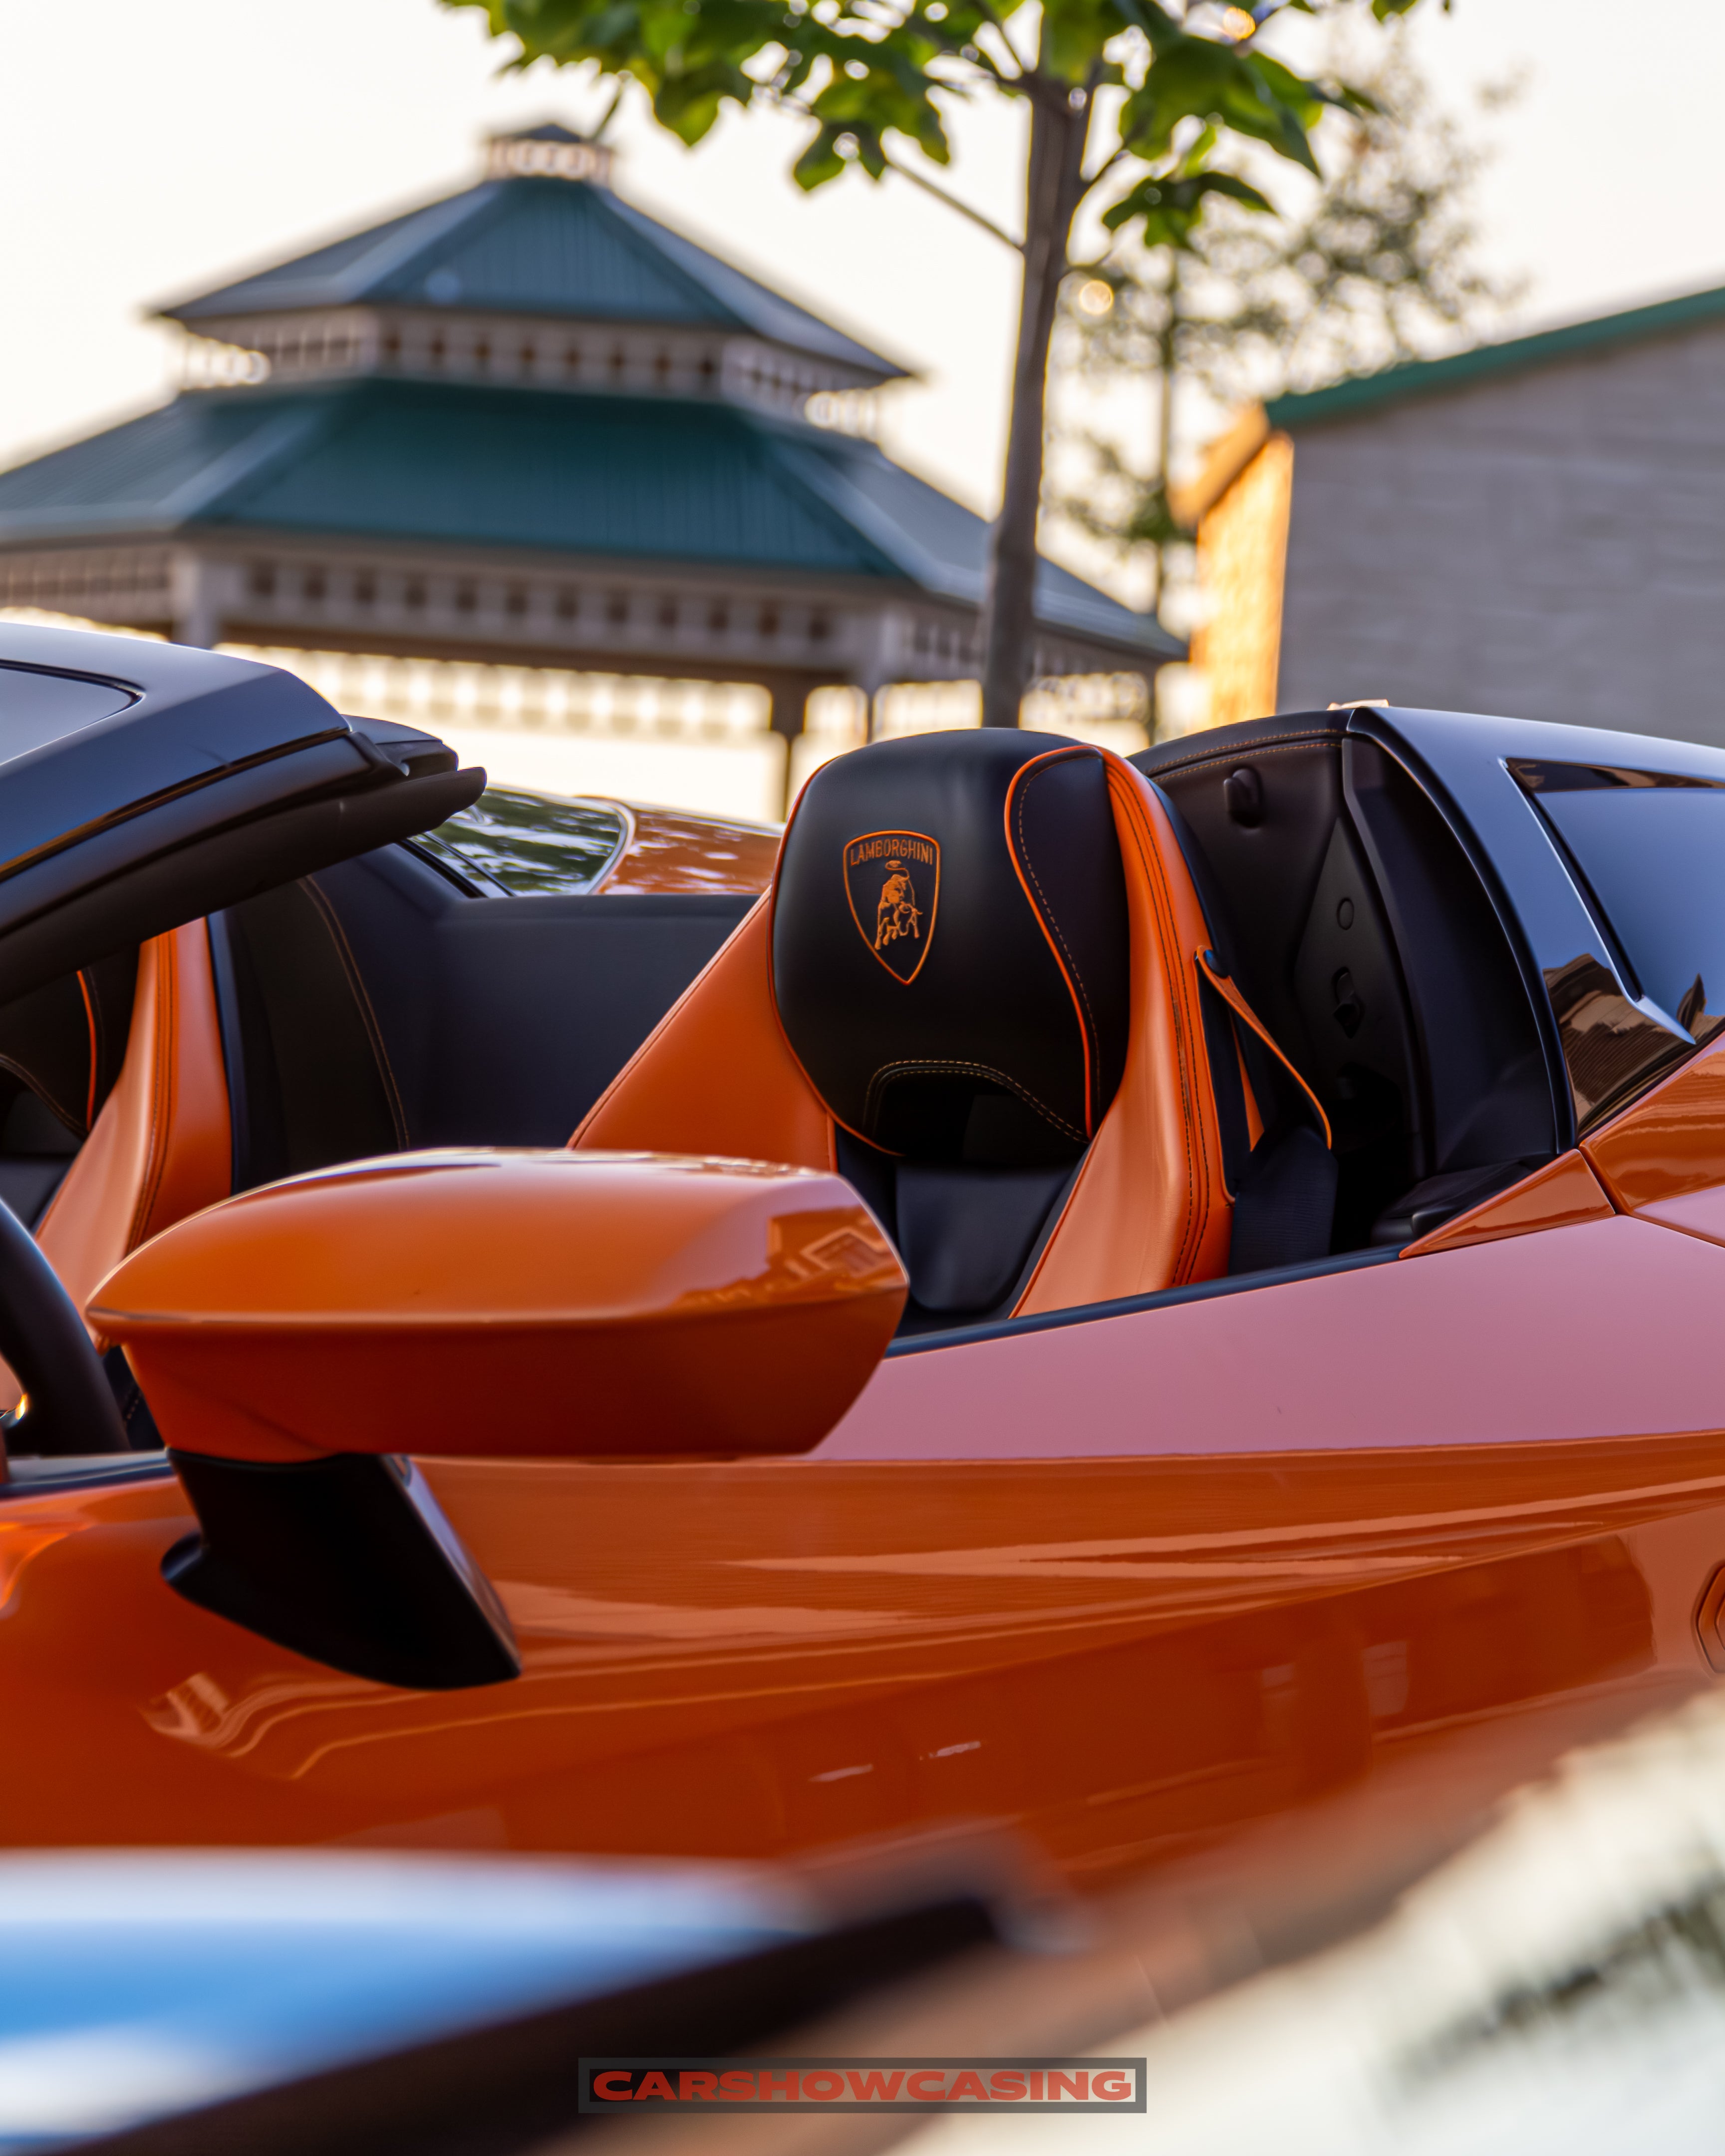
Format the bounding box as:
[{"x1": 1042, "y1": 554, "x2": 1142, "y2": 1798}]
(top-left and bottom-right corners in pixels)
[{"x1": 0, "y1": 625, "x2": 479, "y2": 1001}]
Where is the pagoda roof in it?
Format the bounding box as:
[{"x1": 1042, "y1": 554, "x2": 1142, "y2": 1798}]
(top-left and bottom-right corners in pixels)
[
  {"x1": 0, "y1": 381, "x2": 1171, "y2": 655},
  {"x1": 158, "y1": 175, "x2": 907, "y2": 383}
]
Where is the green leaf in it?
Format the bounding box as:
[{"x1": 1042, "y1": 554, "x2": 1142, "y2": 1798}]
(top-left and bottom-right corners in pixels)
[
  {"x1": 1101, "y1": 167, "x2": 1272, "y2": 248},
  {"x1": 450, "y1": 0, "x2": 1436, "y2": 210},
  {"x1": 1118, "y1": 31, "x2": 1321, "y2": 174},
  {"x1": 792, "y1": 120, "x2": 850, "y2": 187}
]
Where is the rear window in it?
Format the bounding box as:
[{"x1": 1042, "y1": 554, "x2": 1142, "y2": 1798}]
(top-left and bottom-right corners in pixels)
[
  {"x1": 419, "y1": 787, "x2": 630, "y2": 896},
  {"x1": 1516, "y1": 759, "x2": 1725, "y2": 1036}
]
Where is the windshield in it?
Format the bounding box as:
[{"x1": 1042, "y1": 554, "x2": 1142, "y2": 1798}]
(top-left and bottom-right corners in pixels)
[{"x1": 419, "y1": 787, "x2": 630, "y2": 896}]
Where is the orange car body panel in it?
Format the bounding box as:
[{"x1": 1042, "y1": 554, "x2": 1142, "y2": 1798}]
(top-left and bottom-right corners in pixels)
[
  {"x1": 1398, "y1": 1149, "x2": 1615, "y2": 1257},
  {"x1": 11, "y1": 952, "x2": 1725, "y2": 1883},
  {"x1": 602, "y1": 806, "x2": 780, "y2": 896},
  {"x1": 0, "y1": 1395, "x2": 1717, "y2": 1878},
  {"x1": 1583, "y1": 1033, "x2": 1725, "y2": 1207}
]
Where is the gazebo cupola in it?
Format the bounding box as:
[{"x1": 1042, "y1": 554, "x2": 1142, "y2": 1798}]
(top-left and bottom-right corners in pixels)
[
  {"x1": 171, "y1": 124, "x2": 898, "y2": 429},
  {"x1": 0, "y1": 125, "x2": 1178, "y2": 758}
]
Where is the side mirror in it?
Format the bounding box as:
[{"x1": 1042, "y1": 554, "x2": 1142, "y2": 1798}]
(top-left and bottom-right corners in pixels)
[{"x1": 91, "y1": 1151, "x2": 906, "y2": 1690}]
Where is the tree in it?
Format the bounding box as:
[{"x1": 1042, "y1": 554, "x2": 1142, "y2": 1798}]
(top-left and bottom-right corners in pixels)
[
  {"x1": 448, "y1": 0, "x2": 1440, "y2": 724},
  {"x1": 1054, "y1": 31, "x2": 1517, "y2": 609}
]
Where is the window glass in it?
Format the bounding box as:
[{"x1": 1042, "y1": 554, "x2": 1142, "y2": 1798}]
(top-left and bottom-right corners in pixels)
[
  {"x1": 1530, "y1": 775, "x2": 1725, "y2": 1033},
  {"x1": 421, "y1": 786, "x2": 629, "y2": 896}
]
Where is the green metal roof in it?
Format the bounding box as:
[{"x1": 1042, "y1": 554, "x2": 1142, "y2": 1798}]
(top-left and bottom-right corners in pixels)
[
  {"x1": 1266, "y1": 279, "x2": 1725, "y2": 430},
  {"x1": 0, "y1": 382, "x2": 1173, "y2": 655},
  {"x1": 159, "y1": 177, "x2": 905, "y2": 382}
]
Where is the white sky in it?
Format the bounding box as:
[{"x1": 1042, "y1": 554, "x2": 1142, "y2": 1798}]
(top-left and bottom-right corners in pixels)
[{"x1": 1, "y1": 0, "x2": 1722, "y2": 602}]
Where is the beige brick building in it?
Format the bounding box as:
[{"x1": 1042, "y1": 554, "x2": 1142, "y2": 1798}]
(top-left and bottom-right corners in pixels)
[{"x1": 1181, "y1": 282, "x2": 1725, "y2": 745}]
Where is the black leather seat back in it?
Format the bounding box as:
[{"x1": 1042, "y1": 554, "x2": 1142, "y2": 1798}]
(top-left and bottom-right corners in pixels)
[
  {"x1": 772, "y1": 731, "x2": 1132, "y2": 1326},
  {"x1": 773, "y1": 731, "x2": 1130, "y2": 1170}
]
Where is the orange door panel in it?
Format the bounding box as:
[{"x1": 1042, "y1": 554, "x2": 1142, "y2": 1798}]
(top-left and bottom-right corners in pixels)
[
  {"x1": 0, "y1": 1440, "x2": 1717, "y2": 1881},
  {"x1": 5, "y1": 1206, "x2": 1725, "y2": 1882},
  {"x1": 820, "y1": 1214, "x2": 1725, "y2": 1460}
]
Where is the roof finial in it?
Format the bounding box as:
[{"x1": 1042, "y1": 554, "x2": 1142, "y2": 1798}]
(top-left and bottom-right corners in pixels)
[{"x1": 485, "y1": 122, "x2": 614, "y2": 188}]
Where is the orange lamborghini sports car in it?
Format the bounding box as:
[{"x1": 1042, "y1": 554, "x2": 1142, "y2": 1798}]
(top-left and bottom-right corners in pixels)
[{"x1": 2, "y1": 620, "x2": 1724, "y2": 1893}]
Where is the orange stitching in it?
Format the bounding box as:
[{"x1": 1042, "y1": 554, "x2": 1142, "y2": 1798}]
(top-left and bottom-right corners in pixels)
[
  {"x1": 76, "y1": 971, "x2": 98, "y2": 1130},
  {"x1": 862, "y1": 1058, "x2": 1086, "y2": 1144},
  {"x1": 1138, "y1": 731, "x2": 1338, "y2": 780}
]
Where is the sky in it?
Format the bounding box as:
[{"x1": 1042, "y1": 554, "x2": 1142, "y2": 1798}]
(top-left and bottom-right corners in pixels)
[{"x1": 2, "y1": 0, "x2": 1725, "y2": 596}]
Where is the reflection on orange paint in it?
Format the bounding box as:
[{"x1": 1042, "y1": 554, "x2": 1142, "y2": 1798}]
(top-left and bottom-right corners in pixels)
[
  {"x1": 13, "y1": 1014, "x2": 1725, "y2": 1887},
  {"x1": 1585, "y1": 1033, "x2": 1725, "y2": 1208},
  {"x1": 603, "y1": 808, "x2": 780, "y2": 896},
  {"x1": 0, "y1": 1430, "x2": 1710, "y2": 1892},
  {"x1": 1634, "y1": 1182, "x2": 1725, "y2": 1249},
  {"x1": 1400, "y1": 1150, "x2": 1617, "y2": 1257},
  {"x1": 0, "y1": 1520, "x2": 78, "y2": 1608}
]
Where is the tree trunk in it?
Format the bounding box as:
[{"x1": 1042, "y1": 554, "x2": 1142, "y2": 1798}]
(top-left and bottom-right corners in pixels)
[{"x1": 978, "y1": 88, "x2": 1092, "y2": 727}]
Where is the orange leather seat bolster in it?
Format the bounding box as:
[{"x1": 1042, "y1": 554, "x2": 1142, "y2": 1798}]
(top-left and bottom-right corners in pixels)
[
  {"x1": 1013, "y1": 756, "x2": 1234, "y2": 1316},
  {"x1": 571, "y1": 895, "x2": 836, "y2": 1171},
  {"x1": 38, "y1": 922, "x2": 233, "y2": 1333}
]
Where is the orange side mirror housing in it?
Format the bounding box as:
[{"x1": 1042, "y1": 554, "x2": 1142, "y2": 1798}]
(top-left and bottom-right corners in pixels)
[
  {"x1": 92, "y1": 1150, "x2": 906, "y2": 1465},
  {"x1": 88, "y1": 1152, "x2": 906, "y2": 1691}
]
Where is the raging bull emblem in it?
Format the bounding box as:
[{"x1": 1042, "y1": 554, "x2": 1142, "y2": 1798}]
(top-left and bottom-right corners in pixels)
[
  {"x1": 875, "y1": 865, "x2": 920, "y2": 951},
  {"x1": 844, "y1": 830, "x2": 940, "y2": 983}
]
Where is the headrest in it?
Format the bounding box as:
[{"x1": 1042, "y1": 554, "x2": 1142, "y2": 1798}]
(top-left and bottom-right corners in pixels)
[{"x1": 772, "y1": 732, "x2": 1130, "y2": 1167}]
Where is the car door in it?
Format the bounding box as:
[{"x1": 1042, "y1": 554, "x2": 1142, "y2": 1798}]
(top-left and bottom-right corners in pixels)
[
  {"x1": 6, "y1": 696, "x2": 1725, "y2": 1888},
  {"x1": 27, "y1": 1125, "x2": 1716, "y2": 1879}
]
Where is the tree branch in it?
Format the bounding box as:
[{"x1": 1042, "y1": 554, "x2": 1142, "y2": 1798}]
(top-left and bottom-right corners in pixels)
[
  {"x1": 767, "y1": 78, "x2": 1023, "y2": 246},
  {"x1": 881, "y1": 146, "x2": 1024, "y2": 247}
]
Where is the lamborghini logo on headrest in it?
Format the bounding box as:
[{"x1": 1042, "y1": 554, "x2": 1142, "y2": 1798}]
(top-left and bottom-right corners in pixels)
[{"x1": 844, "y1": 830, "x2": 940, "y2": 983}]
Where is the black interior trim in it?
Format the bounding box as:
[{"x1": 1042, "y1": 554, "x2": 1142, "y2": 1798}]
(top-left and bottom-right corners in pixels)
[
  {"x1": 216, "y1": 880, "x2": 409, "y2": 1189},
  {"x1": 1348, "y1": 713, "x2": 1576, "y2": 1153},
  {"x1": 0, "y1": 766, "x2": 484, "y2": 1006},
  {"x1": 312, "y1": 854, "x2": 754, "y2": 1148},
  {"x1": 301, "y1": 879, "x2": 410, "y2": 1148},
  {"x1": 1196, "y1": 970, "x2": 1251, "y2": 1197},
  {"x1": 204, "y1": 912, "x2": 250, "y2": 1193},
  {"x1": 883, "y1": 1243, "x2": 1403, "y2": 1356}
]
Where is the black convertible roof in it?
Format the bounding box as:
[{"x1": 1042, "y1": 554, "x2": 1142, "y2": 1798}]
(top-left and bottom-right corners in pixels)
[{"x1": 0, "y1": 626, "x2": 478, "y2": 1000}]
